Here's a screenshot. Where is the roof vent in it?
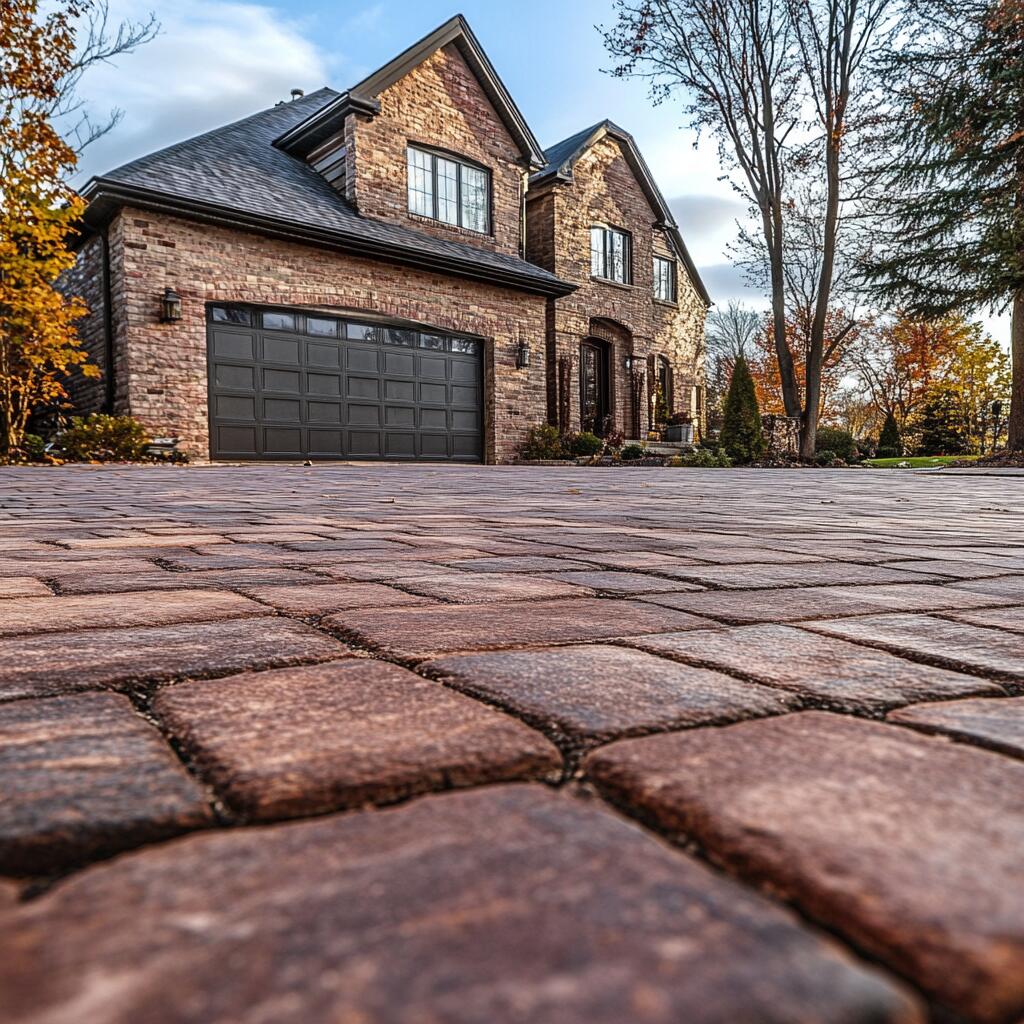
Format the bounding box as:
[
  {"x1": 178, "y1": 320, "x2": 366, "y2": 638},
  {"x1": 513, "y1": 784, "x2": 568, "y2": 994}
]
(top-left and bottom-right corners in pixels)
[{"x1": 290, "y1": 88, "x2": 304, "y2": 101}]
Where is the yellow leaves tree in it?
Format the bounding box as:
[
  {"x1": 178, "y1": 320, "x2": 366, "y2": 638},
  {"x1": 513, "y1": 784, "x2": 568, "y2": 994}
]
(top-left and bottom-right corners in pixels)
[{"x1": 0, "y1": 0, "x2": 98, "y2": 454}]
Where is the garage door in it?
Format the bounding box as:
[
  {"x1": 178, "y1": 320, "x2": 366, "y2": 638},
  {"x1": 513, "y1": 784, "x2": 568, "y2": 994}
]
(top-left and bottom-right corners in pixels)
[{"x1": 206, "y1": 305, "x2": 484, "y2": 462}]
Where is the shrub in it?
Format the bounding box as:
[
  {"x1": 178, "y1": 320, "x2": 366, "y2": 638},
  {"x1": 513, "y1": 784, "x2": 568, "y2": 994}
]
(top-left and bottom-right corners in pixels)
[
  {"x1": 619, "y1": 443, "x2": 647, "y2": 461},
  {"x1": 57, "y1": 414, "x2": 151, "y2": 462},
  {"x1": 814, "y1": 449, "x2": 839, "y2": 466},
  {"x1": 720, "y1": 356, "x2": 766, "y2": 464},
  {"x1": 677, "y1": 447, "x2": 732, "y2": 468},
  {"x1": 517, "y1": 424, "x2": 567, "y2": 461},
  {"x1": 877, "y1": 411, "x2": 902, "y2": 458},
  {"x1": 20, "y1": 433, "x2": 47, "y2": 460},
  {"x1": 566, "y1": 431, "x2": 603, "y2": 457},
  {"x1": 815, "y1": 427, "x2": 857, "y2": 463},
  {"x1": 603, "y1": 429, "x2": 625, "y2": 450}
]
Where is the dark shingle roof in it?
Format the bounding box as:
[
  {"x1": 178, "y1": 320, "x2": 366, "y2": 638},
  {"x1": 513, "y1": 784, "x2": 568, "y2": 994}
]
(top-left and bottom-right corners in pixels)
[
  {"x1": 82, "y1": 89, "x2": 573, "y2": 297},
  {"x1": 535, "y1": 122, "x2": 606, "y2": 181}
]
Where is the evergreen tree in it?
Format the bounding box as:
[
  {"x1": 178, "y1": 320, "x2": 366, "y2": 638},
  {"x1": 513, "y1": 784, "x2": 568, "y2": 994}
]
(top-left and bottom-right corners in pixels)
[
  {"x1": 861, "y1": 0, "x2": 1024, "y2": 449},
  {"x1": 720, "y1": 356, "x2": 766, "y2": 464},
  {"x1": 878, "y1": 411, "x2": 902, "y2": 457},
  {"x1": 915, "y1": 385, "x2": 968, "y2": 455}
]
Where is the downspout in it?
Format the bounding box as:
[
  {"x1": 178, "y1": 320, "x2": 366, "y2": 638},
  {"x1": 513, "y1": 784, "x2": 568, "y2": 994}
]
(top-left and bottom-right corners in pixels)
[{"x1": 101, "y1": 228, "x2": 116, "y2": 414}]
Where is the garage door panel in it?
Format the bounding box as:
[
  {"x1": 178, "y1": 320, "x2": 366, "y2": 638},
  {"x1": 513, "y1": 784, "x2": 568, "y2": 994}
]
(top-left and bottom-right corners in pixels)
[
  {"x1": 385, "y1": 380, "x2": 416, "y2": 402},
  {"x1": 211, "y1": 330, "x2": 255, "y2": 360},
  {"x1": 307, "y1": 342, "x2": 342, "y2": 368},
  {"x1": 208, "y1": 309, "x2": 482, "y2": 462},
  {"x1": 308, "y1": 430, "x2": 343, "y2": 454},
  {"x1": 307, "y1": 401, "x2": 342, "y2": 424},
  {"x1": 263, "y1": 398, "x2": 301, "y2": 422},
  {"x1": 214, "y1": 364, "x2": 255, "y2": 391},
  {"x1": 419, "y1": 407, "x2": 447, "y2": 429},
  {"x1": 385, "y1": 433, "x2": 416, "y2": 457},
  {"x1": 347, "y1": 347, "x2": 379, "y2": 372},
  {"x1": 307, "y1": 373, "x2": 342, "y2": 396},
  {"x1": 384, "y1": 351, "x2": 415, "y2": 375},
  {"x1": 385, "y1": 406, "x2": 416, "y2": 427},
  {"x1": 263, "y1": 427, "x2": 302, "y2": 454},
  {"x1": 347, "y1": 376, "x2": 380, "y2": 400},
  {"x1": 348, "y1": 431, "x2": 382, "y2": 457},
  {"x1": 216, "y1": 395, "x2": 255, "y2": 420},
  {"x1": 262, "y1": 337, "x2": 301, "y2": 364},
  {"x1": 263, "y1": 368, "x2": 301, "y2": 393},
  {"x1": 451, "y1": 360, "x2": 480, "y2": 383}
]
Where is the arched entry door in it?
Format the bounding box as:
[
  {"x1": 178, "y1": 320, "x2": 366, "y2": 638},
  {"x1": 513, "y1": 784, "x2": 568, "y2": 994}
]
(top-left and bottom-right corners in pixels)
[{"x1": 580, "y1": 339, "x2": 610, "y2": 435}]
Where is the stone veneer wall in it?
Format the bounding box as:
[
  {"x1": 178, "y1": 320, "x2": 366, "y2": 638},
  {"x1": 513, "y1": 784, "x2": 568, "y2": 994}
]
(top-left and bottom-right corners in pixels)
[
  {"x1": 79, "y1": 207, "x2": 547, "y2": 463},
  {"x1": 526, "y1": 135, "x2": 706, "y2": 439},
  {"x1": 345, "y1": 44, "x2": 526, "y2": 257}
]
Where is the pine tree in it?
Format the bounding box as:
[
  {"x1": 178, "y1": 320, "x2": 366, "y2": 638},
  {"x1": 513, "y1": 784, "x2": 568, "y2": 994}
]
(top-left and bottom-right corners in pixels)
[
  {"x1": 720, "y1": 356, "x2": 766, "y2": 464},
  {"x1": 861, "y1": 0, "x2": 1024, "y2": 449},
  {"x1": 915, "y1": 385, "x2": 968, "y2": 455},
  {"x1": 878, "y1": 411, "x2": 902, "y2": 457}
]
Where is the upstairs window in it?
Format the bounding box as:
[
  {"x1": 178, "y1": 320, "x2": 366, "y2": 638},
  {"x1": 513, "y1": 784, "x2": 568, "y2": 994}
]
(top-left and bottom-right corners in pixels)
[
  {"x1": 654, "y1": 255, "x2": 677, "y2": 302},
  {"x1": 590, "y1": 226, "x2": 631, "y2": 284},
  {"x1": 407, "y1": 146, "x2": 490, "y2": 233}
]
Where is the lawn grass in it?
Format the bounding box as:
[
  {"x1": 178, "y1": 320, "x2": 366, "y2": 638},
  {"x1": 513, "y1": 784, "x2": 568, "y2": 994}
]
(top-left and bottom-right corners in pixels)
[{"x1": 864, "y1": 455, "x2": 979, "y2": 469}]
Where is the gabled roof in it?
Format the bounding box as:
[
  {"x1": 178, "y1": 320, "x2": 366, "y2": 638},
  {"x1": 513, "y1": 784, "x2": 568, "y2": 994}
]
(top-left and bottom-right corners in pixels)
[
  {"x1": 532, "y1": 120, "x2": 711, "y2": 306},
  {"x1": 275, "y1": 15, "x2": 546, "y2": 168},
  {"x1": 80, "y1": 89, "x2": 573, "y2": 298}
]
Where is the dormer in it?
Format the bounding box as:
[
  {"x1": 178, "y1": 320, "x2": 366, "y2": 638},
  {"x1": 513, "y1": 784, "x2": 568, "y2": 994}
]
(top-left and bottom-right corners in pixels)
[{"x1": 275, "y1": 16, "x2": 544, "y2": 256}]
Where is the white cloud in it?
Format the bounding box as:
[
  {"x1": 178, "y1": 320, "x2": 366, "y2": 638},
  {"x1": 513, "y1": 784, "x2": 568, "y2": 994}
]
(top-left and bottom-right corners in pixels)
[{"x1": 73, "y1": 0, "x2": 331, "y2": 183}]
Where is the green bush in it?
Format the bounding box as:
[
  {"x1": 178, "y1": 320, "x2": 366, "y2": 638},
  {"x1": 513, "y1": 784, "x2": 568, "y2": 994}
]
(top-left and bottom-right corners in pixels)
[
  {"x1": 57, "y1": 414, "x2": 152, "y2": 462},
  {"x1": 517, "y1": 424, "x2": 567, "y2": 461},
  {"x1": 720, "y1": 356, "x2": 766, "y2": 464},
  {"x1": 815, "y1": 449, "x2": 839, "y2": 466},
  {"x1": 619, "y1": 443, "x2": 647, "y2": 461},
  {"x1": 20, "y1": 434, "x2": 47, "y2": 460},
  {"x1": 877, "y1": 411, "x2": 902, "y2": 458},
  {"x1": 815, "y1": 427, "x2": 857, "y2": 463},
  {"x1": 676, "y1": 447, "x2": 732, "y2": 468},
  {"x1": 566, "y1": 431, "x2": 603, "y2": 457}
]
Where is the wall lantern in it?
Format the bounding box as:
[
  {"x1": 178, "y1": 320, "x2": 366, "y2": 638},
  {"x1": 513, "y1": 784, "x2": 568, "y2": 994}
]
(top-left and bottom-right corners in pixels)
[
  {"x1": 624, "y1": 354, "x2": 634, "y2": 372},
  {"x1": 160, "y1": 287, "x2": 183, "y2": 323},
  {"x1": 516, "y1": 336, "x2": 531, "y2": 369}
]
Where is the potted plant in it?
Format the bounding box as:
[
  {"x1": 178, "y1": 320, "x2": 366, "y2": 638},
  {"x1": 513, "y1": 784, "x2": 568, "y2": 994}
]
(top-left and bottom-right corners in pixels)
[{"x1": 664, "y1": 412, "x2": 694, "y2": 444}]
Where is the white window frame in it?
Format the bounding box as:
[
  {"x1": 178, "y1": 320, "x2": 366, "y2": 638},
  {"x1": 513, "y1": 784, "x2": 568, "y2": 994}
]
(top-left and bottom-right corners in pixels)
[
  {"x1": 406, "y1": 146, "x2": 490, "y2": 233},
  {"x1": 653, "y1": 255, "x2": 677, "y2": 302},
  {"x1": 589, "y1": 226, "x2": 632, "y2": 285}
]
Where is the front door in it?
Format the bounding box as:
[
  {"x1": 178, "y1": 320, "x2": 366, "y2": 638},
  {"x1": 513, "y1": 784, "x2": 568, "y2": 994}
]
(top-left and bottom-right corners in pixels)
[{"x1": 580, "y1": 340, "x2": 609, "y2": 435}]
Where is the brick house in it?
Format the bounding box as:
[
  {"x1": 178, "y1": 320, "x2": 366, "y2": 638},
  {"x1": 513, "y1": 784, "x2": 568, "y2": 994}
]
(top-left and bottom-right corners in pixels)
[{"x1": 66, "y1": 15, "x2": 709, "y2": 463}]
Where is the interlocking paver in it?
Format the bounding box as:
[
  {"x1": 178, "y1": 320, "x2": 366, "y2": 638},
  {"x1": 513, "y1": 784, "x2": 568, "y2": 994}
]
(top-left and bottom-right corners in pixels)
[
  {"x1": 630, "y1": 623, "x2": 1003, "y2": 712},
  {"x1": 0, "y1": 557, "x2": 158, "y2": 579},
  {"x1": 153, "y1": 661, "x2": 561, "y2": 819},
  {"x1": 439, "y1": 555, "x2": 598, "y2": 573},
  {"x1": 54, "y1": 566, "x2": 330, "y2": 595},
  {"x1": 0, "y1": 589, "x2": 269, "y2": 638},
  {"x1": 237, "y1": 581, "x2": 434, "y2": 615},
  {"x1": 538, "y1": 569, "x2": 704, "y2": 594},
  {"x1": 0, "y1": 577, "x2": 51, "y2": 599},
  {"x1": 889, "y1": 696, "x2": 1024, "y2": 758},
  {"x1": 325, "y1": 598, "x2": 716, "y2": 660},
  {"x1": 950, "y1": 574, "x2": 1024, "y2": 599},
  {"x1": 585, "y1": 712, "x2": 1024, "y2": 1021},
  {"x1": 0, "y1": 786, "x2": 921, "y2": 1023},
  {"x1": 383, "y1": 570, "x2": 593, "y2": 603},
  {"x1": 941, "y1": 605, "x2": 1024, "y2": 633},
  {"x1": 640, "y1": 581, "x2": 1013, "y2": 621},
  {"x1": 643, "y1": 562, "x2": 945, "y2": 589},
  {"x1": 425, "y1": 644, "x2": 796, "y2": 747},
  {"x1": 0, "y1": 692, "x2": 211, "y2": 874},
  {"x1": 803, "y1": 613, "x2": 1024, "y2": 680},
  {"x1": 0, "y1": 618, "x2": 351, "y2": 701}
]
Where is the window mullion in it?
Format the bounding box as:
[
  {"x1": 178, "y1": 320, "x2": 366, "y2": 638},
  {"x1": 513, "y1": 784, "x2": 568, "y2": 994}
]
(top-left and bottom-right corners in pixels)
[
  {"x1": 456, "y1": 163, "x2": 463, "y2": 229},
  {"x1": 431, "y1": 154, "x2": 439, "y2": 221}
]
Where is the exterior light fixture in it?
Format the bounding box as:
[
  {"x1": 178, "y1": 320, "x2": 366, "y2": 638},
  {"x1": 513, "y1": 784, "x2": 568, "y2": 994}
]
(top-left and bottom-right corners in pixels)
[
  {"x1": 160, "y1": 287, "x2": 183, "y2": 323},
  {"x1": 624, "y1": 354, "x2": 634, "y2": 372},
  {"x1": 516, "y1": 336, "x2": 531, "y2": 369}
]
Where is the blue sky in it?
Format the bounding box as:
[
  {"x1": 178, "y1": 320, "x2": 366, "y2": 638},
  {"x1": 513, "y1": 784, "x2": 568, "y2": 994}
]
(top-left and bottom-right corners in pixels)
[{"x1": 74, "y1": 0, "x2": 1008, "y2": 341}]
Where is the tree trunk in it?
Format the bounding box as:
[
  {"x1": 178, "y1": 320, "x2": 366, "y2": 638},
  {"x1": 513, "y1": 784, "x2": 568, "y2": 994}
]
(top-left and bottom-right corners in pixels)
[
  {"x1": 1010, "y1": 289, "x2": 1024, "y2": 450},
  {"x1": 764, "y1": 203, "x2": 801, "y2": 420}
]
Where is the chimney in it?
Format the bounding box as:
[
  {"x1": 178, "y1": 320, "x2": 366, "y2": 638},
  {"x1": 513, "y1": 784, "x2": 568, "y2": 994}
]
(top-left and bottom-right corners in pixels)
[{"x1": 290, "y1": 88, "x2": 304, "y2": 101}]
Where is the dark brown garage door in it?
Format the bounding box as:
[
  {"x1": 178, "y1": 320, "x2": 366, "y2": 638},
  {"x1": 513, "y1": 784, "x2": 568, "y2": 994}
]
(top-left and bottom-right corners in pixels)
[{"x1": 206, "y1": 305, "x2": 483, "y2": 462}]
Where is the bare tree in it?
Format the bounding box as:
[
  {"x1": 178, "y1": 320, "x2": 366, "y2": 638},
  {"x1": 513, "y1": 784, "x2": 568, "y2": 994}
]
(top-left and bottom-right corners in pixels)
[
  {"x1": 704, "y1": 301, "x2": 762, "y2": 416},
  {"x1": 41, "y1": 1, "x2": 159, "y2": 155},
  {"x1": 604, "y1": 0, "x2": 804, "y2": 420}
]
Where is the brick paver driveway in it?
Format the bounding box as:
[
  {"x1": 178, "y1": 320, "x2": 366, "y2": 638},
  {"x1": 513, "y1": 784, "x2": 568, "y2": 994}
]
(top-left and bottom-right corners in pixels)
[{"x1": 1, "y1": 463, "x2": 1022, "y2": 1023}]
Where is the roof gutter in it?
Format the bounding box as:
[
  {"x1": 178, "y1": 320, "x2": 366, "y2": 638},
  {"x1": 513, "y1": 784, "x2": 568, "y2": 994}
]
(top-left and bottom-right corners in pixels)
[{"x1": 81, "y1": 179, "x2": 577, "y2": 299}]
